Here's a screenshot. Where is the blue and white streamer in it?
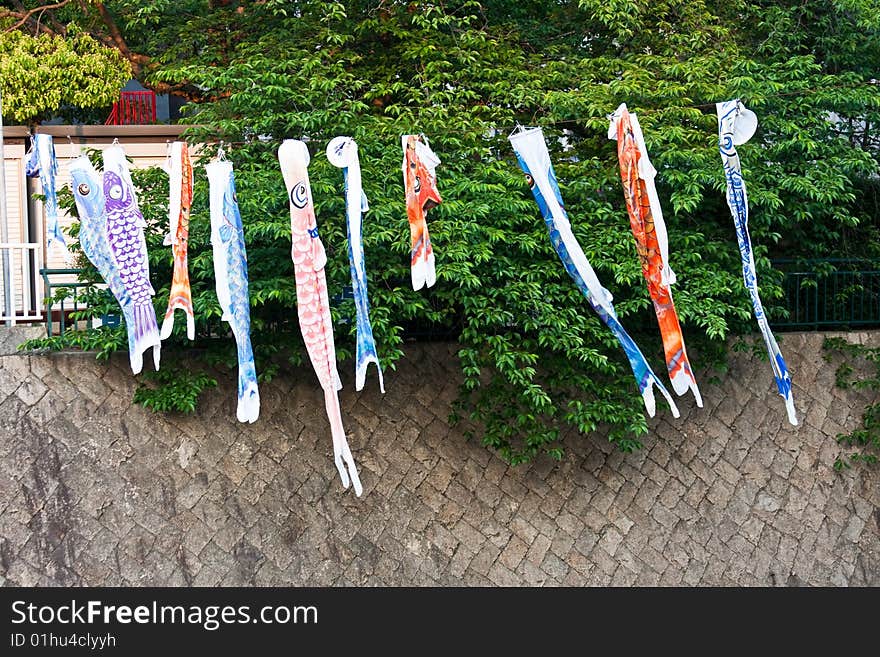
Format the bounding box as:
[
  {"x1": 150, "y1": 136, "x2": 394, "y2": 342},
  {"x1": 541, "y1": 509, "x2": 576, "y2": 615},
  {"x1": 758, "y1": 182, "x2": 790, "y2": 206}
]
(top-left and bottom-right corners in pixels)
[
  {"x1": 25, "y1": 134, "x2": 65, "y2": 248},
  {"x1": 717, "y1": 99, "x2": 797, "y2": 425},
  {"x1": 327, "y1": 136, "x2": 385, "y2": 393}
]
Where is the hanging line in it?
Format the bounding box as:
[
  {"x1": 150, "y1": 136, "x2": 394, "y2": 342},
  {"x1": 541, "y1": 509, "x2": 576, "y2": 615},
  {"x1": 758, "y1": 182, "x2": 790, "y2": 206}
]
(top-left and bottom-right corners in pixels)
[{"x1": 67, "y1": 135, "x2": 83, "y2": 157}]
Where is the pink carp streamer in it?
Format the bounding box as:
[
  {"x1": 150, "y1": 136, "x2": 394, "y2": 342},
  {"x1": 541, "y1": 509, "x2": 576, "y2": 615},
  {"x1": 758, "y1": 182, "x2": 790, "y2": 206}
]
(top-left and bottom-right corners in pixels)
[{"x1": 278, "y1": 139, "x2": 362, "y2": 496}]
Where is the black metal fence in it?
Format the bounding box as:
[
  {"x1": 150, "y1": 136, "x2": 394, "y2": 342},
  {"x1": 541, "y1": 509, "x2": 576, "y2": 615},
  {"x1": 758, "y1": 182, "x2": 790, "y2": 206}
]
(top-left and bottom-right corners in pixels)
[
  {"x1": 40, "y1": 268, "x2": 120, "y2": 336},
  {"x1": 772, "y1": 258, "x2": 880, "y2": 330}
]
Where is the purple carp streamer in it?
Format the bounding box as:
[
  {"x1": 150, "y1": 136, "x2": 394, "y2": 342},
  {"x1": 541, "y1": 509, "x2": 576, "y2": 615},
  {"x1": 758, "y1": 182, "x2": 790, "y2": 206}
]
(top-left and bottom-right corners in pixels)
[
  {"x1": 609, "y1": 104, "x2": 703, "y2": 407},
  {"x1": 102, "y1": 145, "x2": 161, "y2": 374},
  {"x1": 509, "y1": 126, "x2": 679, "y2": 419},
  {"x1": 25, "y1": 134, "x2": 65, "y2": 248},
  {"x1": 717, "y1": 99, "x2": 797, "y2": 425},
  {"x1": 327, "y1": 136, "x2": 385, "y2": 393}
]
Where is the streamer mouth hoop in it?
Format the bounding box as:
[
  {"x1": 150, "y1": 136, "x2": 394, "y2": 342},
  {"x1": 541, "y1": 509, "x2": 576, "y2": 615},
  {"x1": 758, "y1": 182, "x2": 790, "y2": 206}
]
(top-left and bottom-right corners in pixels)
[
  {"x1": 326, "y1": 136, "x2": 353, "y2": 167},
  {"x1": 732, "y1": 107, "x2": 758, "y2": 145}
]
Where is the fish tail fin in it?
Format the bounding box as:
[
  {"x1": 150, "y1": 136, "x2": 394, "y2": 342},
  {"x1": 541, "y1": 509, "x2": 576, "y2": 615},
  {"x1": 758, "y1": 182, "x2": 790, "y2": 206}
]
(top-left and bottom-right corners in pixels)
[
  {"x1": 411, "y1": 263, "x2": 426, "y2": 291},
  {"x1": 355, "y1": 354, "x2": 385, "y2": 393},
  {"x1": 47, "y1": 220, "x2": 66, "y2": 249},
  {"x1": 323, "y1": 386, "x2": 362, "y2": 497},
  {"x1": 121, "y1": 305, "x2": 140, "y2": 374},
  {"x1": 641, "y1": 383, "x2": 656, "y2": 418},
  {"x1": 765, "y1": 340, "x2": 797, "y2": 426},
  {"x1": 670, "y1": 364, "x2": 703, "y2": 408},
  {"x1": 774, "y1": 355, "x2": 797, "y2": 426},
  {"x1": 235, "y1": 337, "x2": 260, "y2": 424},
  {"x1": 355, "y1": 335, "x2": 384, "y2": 393},
  {"x1": 411, "y1": 249, "x2": 435, "y2": 290},
  {"x1": 131, "y1": 303, "x2": 161, "y2": 374},
  {"x1": 643, "y1": 375, "x2": 680, "y2": 419},
  {"x1": 411, "y1": 247, "x2": 426, "y2": 291},
  {"x1": 160, "y1": 295, "x2": 195, "y2": 341},
  {"x1": 410, "y1": 219, "x2": 432, "y2": 291},
  {"x1": 784, "y1": 394, "x2": 798, "y2": 426},
  {"x1": 236, "y1": 375, "x2": 260, "y2": 424},
  {"x1": 424, "y1": 225, "x2": 436, "y2": 289},
  {"x1": 599, "y1": 305, "x2": 679, "y2": 419},
  {"x1": 663, "y1": 336, "x2": 702, "y2": 405},
  {"x1": 425, "y1": 253, "x2": 436, "y2": 289},
  {"x1": 159, "y1": 314, "x2": 173, "y2": 341},
  {"x1": 654, "y1": 295, "x2": 703, "y2": 407}
]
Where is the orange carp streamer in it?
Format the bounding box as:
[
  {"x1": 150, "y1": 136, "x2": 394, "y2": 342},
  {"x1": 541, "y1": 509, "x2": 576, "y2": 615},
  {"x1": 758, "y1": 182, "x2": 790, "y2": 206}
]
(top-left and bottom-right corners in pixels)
[
  {"x1": 160, "y1": 141, "x2": 195, "y2": 340},
  {"x1": 402, "y1": 134, "x2": 442, "y2": 290},
  {"x1": 610, "y1": 104, "x2": 702, "y2": 407}
]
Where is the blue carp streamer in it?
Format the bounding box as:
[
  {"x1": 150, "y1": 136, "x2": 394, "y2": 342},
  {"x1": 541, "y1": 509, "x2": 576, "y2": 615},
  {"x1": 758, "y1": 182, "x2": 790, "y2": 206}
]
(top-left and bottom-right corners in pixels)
[
  {"x1": 326, "y1": 136, "x2": 385, "y2": 393},
  {"x1": 25, "y1": 134, "x2": 65, "y2": 248},
  {"x1": 69, "y1": 156, "x2": 139, "y2": 371},
  {"x1": 717, "y1": 99, "x2": 797, "y2": 426},
  {"x1": 207, "y1": 159, "x2": 260, "y2": 424}
]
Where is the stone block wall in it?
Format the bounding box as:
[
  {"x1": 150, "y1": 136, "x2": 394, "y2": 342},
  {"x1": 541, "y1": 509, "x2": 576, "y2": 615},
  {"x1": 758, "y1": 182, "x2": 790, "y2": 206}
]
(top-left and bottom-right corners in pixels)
[{"x1": 0, "y1": 331, "x2": 877, "y2": 586}]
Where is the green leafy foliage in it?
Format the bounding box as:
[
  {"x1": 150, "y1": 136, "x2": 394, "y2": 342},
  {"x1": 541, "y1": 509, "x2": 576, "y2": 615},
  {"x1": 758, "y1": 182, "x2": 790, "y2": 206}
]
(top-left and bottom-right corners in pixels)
[
  {"x1": 133, "y1": 366, "x2": 217, "y2": 414},
  {"x1": 823, "y1": 337, "x2": 880, "y2": 470},
  {"x1": 19, "y1": 324, "x2": 126, "y2": 361},
  {"x1": 13, "y1": 1, "x2": 880, "y2": 463},
  {"x1": 0, "y1": 28, "x2": 130, "y2": 124}
]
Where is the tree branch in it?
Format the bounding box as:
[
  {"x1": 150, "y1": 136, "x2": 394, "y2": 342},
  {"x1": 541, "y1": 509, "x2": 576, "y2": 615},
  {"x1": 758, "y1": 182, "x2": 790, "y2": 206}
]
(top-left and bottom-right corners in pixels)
[
  {"x1": 1, "y1": 3, "x2": 60, "y2": 36},
  {"x1": 92, "y1": 1, "x2": 148, "y2": 67},
  {"x1": 34, "y1": 0, "x2": 69, "y2": 37},
  {"x1": 3, "y1": 0, "x2": 72, "y2": 33}
]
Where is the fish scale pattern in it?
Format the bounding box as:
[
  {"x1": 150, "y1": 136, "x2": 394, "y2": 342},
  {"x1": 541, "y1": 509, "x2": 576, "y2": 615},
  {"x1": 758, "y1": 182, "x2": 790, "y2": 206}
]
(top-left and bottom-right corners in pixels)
[{"x1": 105, "y1": 172, "x2": 153, "y2": 308}]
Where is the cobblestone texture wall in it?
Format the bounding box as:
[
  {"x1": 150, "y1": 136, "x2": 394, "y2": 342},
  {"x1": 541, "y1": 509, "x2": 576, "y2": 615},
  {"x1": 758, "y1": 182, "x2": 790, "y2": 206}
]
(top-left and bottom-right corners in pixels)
[{"x1": 0, "y1": 331, "x2": 878, "y2": 586}]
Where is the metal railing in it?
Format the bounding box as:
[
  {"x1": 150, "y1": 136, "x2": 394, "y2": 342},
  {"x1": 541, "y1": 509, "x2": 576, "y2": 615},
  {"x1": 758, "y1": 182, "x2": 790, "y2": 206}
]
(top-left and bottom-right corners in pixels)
[
  {"x1": 26, "y1": 260, "x2": 880, "y2": 337},
  {"x1": 40, "y1": 268, "x2": 95, "y2": 336},
  {"x1": 40, "y1": 268, "x2": 122, "y2": 337},
  {"x1": 105, "y1": 91, "x2": 157, "y2": 125},
  {"x1": 39, "y1": 268, "x2": 122, "y2": 337},
  {"x1": 772, "y1": 258, "x2": 880, "y2": 329},
  {"x1": 0, "y1": 242, "x2": 43, "y2": 326}
]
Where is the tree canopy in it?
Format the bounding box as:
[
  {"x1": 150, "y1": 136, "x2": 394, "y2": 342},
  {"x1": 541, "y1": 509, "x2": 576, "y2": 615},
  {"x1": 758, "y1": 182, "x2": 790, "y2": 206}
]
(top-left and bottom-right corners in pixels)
[
  {"x1": 0, "y1": 28, "x2": 130, "y2": 124},
  {"x1": 10, "y1": 0, "x2": 880, "y2": 462}
]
